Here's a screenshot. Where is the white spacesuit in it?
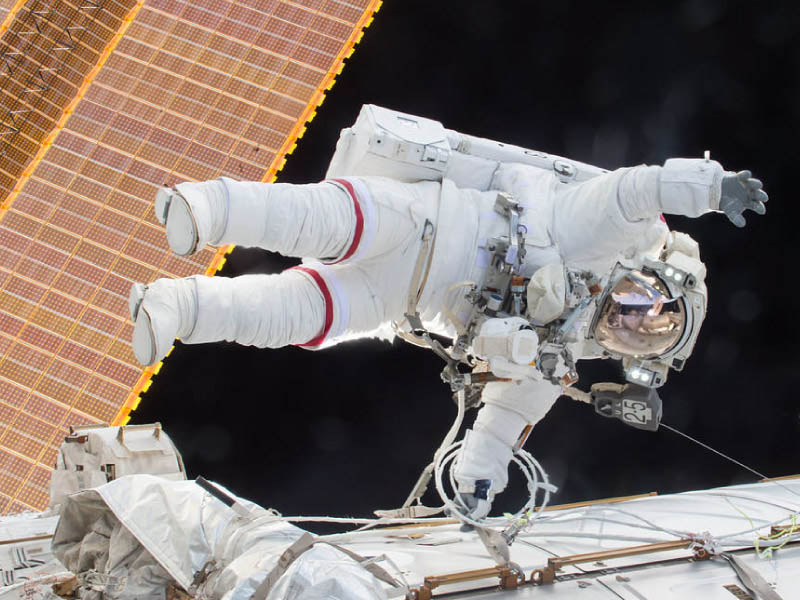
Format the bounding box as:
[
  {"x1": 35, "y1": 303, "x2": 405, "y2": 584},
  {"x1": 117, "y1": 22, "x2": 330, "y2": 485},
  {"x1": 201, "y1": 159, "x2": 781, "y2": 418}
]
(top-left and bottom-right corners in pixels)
[{"x1": 130, "y1": 110, "x2": 767, "y2": 522}]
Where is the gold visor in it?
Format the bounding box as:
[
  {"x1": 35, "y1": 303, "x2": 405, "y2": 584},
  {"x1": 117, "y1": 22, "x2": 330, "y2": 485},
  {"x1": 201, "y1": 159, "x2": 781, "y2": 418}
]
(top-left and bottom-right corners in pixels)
[{"x1": 594, "y1": 270, "x2": 686, "y2": 359}]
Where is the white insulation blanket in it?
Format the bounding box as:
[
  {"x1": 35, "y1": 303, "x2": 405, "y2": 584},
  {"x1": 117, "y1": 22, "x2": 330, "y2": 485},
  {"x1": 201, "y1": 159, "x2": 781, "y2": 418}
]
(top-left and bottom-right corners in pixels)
[{"x1": 51, "y1": 475, "x2": 388, "y2": 600}]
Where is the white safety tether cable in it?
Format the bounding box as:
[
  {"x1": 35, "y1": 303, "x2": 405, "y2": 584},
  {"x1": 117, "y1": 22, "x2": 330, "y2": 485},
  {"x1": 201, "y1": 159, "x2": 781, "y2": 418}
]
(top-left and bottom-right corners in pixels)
[
  {"x1": 400, "y1": 388, "x2": 467, "y2": 509},
  {"x1": 399, "y1": 388, "x2": 555, "y2": 534},
  {"x1": 433, "y1": 438, "x2": 555, "y2": 532}
]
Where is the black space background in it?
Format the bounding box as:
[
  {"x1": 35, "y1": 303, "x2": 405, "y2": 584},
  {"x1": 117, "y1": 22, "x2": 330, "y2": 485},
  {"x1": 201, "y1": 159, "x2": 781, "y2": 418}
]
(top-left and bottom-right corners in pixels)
[{"x1": 134, "y1": 1, "x2": 800, "y2": 521}]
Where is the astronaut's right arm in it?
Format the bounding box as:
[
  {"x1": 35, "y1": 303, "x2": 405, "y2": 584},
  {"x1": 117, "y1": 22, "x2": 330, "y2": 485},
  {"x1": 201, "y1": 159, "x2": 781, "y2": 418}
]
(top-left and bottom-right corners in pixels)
[
  {"x1": 453, "y1": 378, "x2": 562, "y2": 520},
  {"x1": 452, "y1": 402, "x2": 528, "y2": 520}
]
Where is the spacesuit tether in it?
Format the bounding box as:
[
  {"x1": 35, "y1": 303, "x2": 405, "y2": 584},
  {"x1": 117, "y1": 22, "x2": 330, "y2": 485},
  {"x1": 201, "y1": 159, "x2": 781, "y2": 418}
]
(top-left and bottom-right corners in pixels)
[{"x1": 129, "y1": 105, "x2": 767, "y2": 521}]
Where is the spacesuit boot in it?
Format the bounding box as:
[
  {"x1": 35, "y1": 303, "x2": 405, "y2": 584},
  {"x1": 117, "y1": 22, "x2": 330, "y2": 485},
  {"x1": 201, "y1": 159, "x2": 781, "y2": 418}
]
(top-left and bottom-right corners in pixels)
[
  {"x1": 156, "y1": 180, "x2": 229, "y2": 256},
  {"x1": 129, "y1": 278, "x2": 199, "y2": 365}
]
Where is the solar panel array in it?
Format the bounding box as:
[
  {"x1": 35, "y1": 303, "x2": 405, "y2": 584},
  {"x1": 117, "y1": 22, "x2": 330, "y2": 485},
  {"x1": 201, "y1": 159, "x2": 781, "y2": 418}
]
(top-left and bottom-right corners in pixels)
[
  {"x1": 0, "y1": 1, "x2": 17, "y2": 26},
  {"x1": 0, "y1": 0, "x2": 381, "y2": 514}
]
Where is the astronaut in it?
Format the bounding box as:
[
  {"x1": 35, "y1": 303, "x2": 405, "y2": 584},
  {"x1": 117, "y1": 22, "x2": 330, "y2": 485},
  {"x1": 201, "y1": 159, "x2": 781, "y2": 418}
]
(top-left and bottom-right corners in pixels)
[{"x1": 129, "y1": 110, "x2": 767, "y2": 521}]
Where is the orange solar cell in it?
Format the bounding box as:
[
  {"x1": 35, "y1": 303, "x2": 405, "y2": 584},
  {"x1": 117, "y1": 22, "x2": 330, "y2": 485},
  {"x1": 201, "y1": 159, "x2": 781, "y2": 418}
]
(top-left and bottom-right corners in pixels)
[{"x1": 0, "y1": 0, "x2": 381, "y2": 513}]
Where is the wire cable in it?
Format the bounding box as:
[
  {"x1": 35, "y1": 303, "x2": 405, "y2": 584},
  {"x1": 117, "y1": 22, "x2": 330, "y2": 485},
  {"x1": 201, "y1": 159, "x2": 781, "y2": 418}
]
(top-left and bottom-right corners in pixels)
[
  {"x1": 661, "y1": 423, "x2": 768, "y2": 479},
  {"x1": 433, "y1": 439, "x2": 554, "y2": 530},
  {"x1": 400, "y1": 388, "x2": 467, "y2": 509},
  {"x1": 662, "y1": 422, "x2": 800, "y2": 505}
]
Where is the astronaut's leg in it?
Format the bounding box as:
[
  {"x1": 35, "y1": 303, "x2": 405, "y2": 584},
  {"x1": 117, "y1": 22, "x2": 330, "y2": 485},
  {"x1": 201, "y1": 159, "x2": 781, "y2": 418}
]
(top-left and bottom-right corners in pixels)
[
  {"x1": 128, "y1": 269, "x2": 327, "y2": 365},
  {"x1": 129, "y1": 258, "x2": 411, "y2": 365},
  {"x1": 132, "y1": 176, "x2": 438, "y2": 365},
  {"x1": 453, "y1": 380, "x2": 561, "y2": 519},
  {"x1": 156, "y1": 177, "x2": 426, "y2": 262},
  {"x1": 155, "y1": 178, "x2": 356, "y2": 259}
]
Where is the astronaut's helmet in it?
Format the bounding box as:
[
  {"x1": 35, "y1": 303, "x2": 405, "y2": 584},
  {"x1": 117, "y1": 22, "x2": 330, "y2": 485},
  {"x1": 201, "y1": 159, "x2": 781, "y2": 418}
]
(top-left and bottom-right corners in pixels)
[{"x1": 593, "y1": 269, "x2": 686, "y2": 360}]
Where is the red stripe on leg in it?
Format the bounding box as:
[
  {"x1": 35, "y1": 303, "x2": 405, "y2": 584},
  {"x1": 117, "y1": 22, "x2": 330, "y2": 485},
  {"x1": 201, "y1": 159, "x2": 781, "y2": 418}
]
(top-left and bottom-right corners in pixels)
[
  {"x1": 329, "y1": 178, "x2": 364, "y2": 263},
  {"x1": 291, "y1": 266, "x2": 333, "y2": 348}
]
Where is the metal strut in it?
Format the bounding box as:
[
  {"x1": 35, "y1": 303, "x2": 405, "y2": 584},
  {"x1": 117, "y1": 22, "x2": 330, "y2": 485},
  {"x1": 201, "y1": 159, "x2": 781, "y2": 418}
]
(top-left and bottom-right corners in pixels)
[
  {"x1": 530, "y1": 539, "x2": 709, "y2": 585},
  {"x1": 408, "y1": 565, "x2": 524, "y2": 600}
]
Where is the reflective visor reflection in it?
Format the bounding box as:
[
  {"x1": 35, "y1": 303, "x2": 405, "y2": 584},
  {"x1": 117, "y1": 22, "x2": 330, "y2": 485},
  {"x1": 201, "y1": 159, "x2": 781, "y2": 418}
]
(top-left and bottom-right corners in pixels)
[{"x1": 595, "y1": 271, "x2": 685, "y2": 359}]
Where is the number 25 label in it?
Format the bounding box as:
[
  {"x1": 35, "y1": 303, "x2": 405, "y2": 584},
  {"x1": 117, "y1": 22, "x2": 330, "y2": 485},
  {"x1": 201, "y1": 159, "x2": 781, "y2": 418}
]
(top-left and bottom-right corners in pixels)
[{"x1": 622, "y1": 400, "x2": 652, "y2": 424}]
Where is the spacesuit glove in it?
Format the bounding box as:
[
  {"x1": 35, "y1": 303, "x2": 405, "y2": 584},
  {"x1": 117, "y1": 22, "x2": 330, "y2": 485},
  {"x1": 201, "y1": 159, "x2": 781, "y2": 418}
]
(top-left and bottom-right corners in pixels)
[
  {"x1": 453, "y1": 480, "x2": 493, "y2": 531},
  {"x1": 719, "y1": 170, "x2": 768, "y2": 228}
]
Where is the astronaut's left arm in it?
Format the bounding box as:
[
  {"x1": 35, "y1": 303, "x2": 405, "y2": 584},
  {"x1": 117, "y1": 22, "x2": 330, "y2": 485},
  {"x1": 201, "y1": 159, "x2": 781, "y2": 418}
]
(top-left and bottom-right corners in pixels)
[{"x1": 492, "y1": 159, "x2": 766, "y2": 267}]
